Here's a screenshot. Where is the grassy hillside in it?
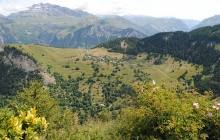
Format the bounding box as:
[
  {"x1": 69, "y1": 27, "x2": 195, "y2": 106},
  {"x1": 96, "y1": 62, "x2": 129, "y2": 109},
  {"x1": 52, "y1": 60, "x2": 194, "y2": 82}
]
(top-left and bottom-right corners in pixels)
[
  {"x1": 5, "y1": 44, "x2": 201, "y2": 123},
  {"x1": 13, "y1": 44, "x2": 202, "y2": 88}
]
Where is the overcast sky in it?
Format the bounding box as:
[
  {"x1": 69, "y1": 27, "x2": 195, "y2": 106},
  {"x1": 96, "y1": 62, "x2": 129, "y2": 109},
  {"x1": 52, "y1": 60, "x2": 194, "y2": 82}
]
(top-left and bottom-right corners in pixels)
[{"x1": 0, "y1": 0, "x2": 220, "y2": 20}]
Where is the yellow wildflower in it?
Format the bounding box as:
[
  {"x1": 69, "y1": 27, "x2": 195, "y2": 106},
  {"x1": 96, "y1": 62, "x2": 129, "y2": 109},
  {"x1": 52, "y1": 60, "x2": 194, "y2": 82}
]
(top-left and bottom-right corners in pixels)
[
  {"x1": 41, "y1": 117, "x2": 48, "y2": 129},
  {"x1": 19, "y1": 110, "x2": 26, "y2": 120},
  {"x1": 26, "y1": 108, "x2": 37, "y2": 123},
  {"x1": 10, "y1": 116, "x2": 23, "y2": 135}
]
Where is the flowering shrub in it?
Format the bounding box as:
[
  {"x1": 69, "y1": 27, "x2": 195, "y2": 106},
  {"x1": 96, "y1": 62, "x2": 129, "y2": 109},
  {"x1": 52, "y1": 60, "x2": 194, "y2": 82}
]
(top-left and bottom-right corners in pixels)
[
  {"x1": 119, "y1": 82, "x2": 220, "y2": 139},
  {"x1": 0, "y1": 107, "x2": 48, "y2": 140}
]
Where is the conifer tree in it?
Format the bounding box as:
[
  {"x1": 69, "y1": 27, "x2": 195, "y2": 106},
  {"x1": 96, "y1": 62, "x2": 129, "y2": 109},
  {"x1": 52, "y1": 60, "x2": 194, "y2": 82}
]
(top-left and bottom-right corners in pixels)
[{"x1": 17, "y1": 81, "x2": 60, "y2": 120}]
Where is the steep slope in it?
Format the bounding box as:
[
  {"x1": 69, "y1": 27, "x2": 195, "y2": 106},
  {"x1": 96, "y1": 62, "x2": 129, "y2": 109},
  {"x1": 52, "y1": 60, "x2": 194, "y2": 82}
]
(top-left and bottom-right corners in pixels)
[
  {"x1": 4, "y1": 20, "x2": 146, "y2": 48},
  {"x1": 0, "y1": 18, "x2": 17, "y2": 44},
  {"x1": 0, "y1": 45, "x2": 41, "y2": 96},
  {"x1": 0, "y1": 17, "x2": 14, "y2": 24},
  {"x1": 100, "y1": 15, "x2": 145, "y2": 34},
  {"x1": 10, "y1": 23, "x2": 67, "y2": 45},
  {"x1": 182, "y1": 19, "x2": 200, "y2": 30},
  {"x1": 123, "y1": 16, "x2": 189, "y2": 36},
  {"x1": 196, "y1": 15, "x2": 220, "y2": 28},
  {"x1": 52, "y1": 24, "x2": 146, "y2": 48},
  {"x1": 0, "y1": 45, "x2": 55, "y2": 97}
]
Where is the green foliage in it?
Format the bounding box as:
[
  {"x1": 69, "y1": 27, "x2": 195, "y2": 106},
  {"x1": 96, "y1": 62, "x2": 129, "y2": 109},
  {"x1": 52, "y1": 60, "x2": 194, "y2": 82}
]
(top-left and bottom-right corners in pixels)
[
  {"x1": 178, "y1": 70, "x2": 188, "y2": 81},
  {"x1": 47, "y1": 118, "x2": 123, "y2": 140},
  {"x1": 102, "y1": 80, "x2": 136, "y2": 107},
  {"x1": 2, "y1": 79, "x2": 220, "y2": 139},
  {"x1": 118, "y1": 82, "x2": 220, "y2": 139},
  {"x1": 64, "y1": 65, "x2": 70, "y2": 68},
  {"x1": 11, "y1": 81, "x2": 80, "y2": 139},
  {"x1": 14, "y1": 81, "x2": 121, "y2": 140},
  {"x1": 96, "y1": 37, "x2": 140, "y2": 55},
  {"x1": 50, "y1": 70, "x2": 137, "y2": 123},
  {"x1": 17, "y1": 81, "x2": 60, "y2": 120},
  {"x1": 0, "y1": 107, "x2": 48, "y2": 140}
]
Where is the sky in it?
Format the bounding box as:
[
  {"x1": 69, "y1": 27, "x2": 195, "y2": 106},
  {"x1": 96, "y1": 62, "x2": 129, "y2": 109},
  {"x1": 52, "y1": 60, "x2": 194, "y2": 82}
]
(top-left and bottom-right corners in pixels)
[{"x1": 0, "y1": 0, "x2": 220, "y2": 20}]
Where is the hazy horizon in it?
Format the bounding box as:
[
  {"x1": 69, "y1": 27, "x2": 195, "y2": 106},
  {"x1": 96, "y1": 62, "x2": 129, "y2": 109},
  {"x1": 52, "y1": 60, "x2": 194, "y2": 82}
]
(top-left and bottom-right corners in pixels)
[{"x1": 0, "y1": 0, "x2": 220, "y2": 20}]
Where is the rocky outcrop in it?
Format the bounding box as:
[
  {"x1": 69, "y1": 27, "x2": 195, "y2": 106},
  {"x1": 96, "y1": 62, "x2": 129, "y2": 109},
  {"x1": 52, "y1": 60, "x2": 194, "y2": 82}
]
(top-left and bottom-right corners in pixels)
[
  {"x1": 1, "y1": 46, "x2": 55, "y2": 85},
  {"x1": 3, "y1": 51, "x2": 38, "y2": 72}
]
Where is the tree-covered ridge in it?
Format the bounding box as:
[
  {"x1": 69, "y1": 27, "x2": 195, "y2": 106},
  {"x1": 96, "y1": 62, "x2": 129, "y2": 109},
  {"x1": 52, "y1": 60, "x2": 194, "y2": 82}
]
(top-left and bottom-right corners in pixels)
[
  {"x1": 96, "y1": 37, "x2": 140, "y2": 54},
  {"x1": 97, "y1": 24, "x2": 220, "y2": 95},
  {"x1": 98, "y1": 25, "x2": 220, "y2": 64}
]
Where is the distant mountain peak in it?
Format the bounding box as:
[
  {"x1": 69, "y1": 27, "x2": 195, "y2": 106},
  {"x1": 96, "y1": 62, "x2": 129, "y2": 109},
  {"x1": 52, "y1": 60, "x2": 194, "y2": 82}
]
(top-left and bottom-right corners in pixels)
[
  {"x1": 29, "y1": 3, "x2": 52, "y2": 10},
  {"x1": 9, "y1": 3, "x2": 94, "y2": 18}
]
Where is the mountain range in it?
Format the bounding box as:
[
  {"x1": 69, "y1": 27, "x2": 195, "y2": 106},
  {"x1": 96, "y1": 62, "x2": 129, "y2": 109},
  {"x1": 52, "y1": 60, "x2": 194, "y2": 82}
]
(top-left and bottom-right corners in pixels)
[
  {"x1": 196, "y1": 15, "x2": 220, "y2": 28},
  {"x1": 1, "y1": 3, "x2": 220, "y2": 48},
  {"x1": 123, "y1": 16, "x2": 190, "y2": 35}
]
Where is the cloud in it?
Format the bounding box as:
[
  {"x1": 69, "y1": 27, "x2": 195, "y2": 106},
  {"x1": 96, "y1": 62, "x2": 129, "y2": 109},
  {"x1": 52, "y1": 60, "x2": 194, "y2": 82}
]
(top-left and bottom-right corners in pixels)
[
  {"x1": 0, "y1": 5, "x2": 26, "y2": 15},
  {"x1": 43, "y1": 0, "x2": 89, "y2": 9},
  {"x1": 0, "y1": 0, "x2": 29, "y2": 15},
  {"x1": 75, "y1": 2, "x2": 90, "y2": 11},
  {"x1": 0, "y1": 0, "x2": 219, "y2": 20},
  {"x1": 107, "y1": 0, "x2": 136, "y2": 15},
  {"x1": 0, "y1": 0, "x2": 18, "y2": 2},
  {"x1": 73, "y1": 0, "x2": 138, "y2": 16}
]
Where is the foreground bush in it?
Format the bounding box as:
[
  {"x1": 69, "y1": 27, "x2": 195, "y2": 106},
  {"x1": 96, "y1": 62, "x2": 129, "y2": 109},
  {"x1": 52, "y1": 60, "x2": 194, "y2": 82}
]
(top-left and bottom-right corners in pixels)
[
  {"x1": 2, "y1": 81, "x2": 220, "y2": 139},
  {"x1": 47, "y1": 118, "x2": 123, "y2": 140},
  {"x1": 119, "y1": 82, "x2": 220, "y2": 139},
  {"x1": 0, "y1": 107, "x2": 48, "y2": 140}
]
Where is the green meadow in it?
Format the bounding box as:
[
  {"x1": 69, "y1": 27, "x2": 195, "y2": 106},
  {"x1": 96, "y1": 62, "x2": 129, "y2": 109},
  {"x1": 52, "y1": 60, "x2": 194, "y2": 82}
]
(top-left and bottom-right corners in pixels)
[{"x1": 13, "y1": 44, "x2": 202, "y2": 91}]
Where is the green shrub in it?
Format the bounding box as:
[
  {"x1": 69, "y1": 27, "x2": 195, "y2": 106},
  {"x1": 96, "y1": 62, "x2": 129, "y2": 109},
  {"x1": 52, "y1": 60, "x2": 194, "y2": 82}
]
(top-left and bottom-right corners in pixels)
[
  {"x1": 118, "y1": 82, "x2": 220, "y2": 139},
  {"x1": 64, "y1": 65, "x2": 70, "y2": 68},
  {"x1": 0, "y1": 107, "x2": 48, "y2": 140}
]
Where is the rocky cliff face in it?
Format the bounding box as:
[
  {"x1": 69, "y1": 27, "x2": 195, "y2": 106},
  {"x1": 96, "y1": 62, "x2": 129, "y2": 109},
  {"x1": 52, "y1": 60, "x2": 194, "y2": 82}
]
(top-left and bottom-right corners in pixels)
[
  {"x1": 0, "y1": 45, "x2": 55, "y2": 85},
  {"x1": 3, "y1": 49, "x2": 38, "y2": 72}
]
